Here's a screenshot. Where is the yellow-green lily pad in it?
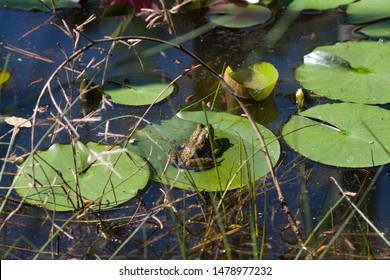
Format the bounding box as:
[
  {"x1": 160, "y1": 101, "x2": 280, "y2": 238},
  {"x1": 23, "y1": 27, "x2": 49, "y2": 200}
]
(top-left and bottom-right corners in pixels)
[
  {"x1": 13, "y1": 142, "x2": 150, "y2": 211},
  {"x1": 224, "y1": 62, "x2": 279, "y2": 101},
  {"x1": 127, "y1": 111, "x2": 280, "y2": 191}
]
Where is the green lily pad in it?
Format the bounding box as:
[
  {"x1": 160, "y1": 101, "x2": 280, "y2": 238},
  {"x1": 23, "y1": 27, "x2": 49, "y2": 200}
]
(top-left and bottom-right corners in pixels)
[
  {"x1": 282, "y1": 103, "x2": 390, "y2": 168},
  {"x1": 128, "y1": 111, "x2": 280, "y2": 191},
  {"x1": 346, "y1": 0, "x2": 390, "y2": 24},
  {"x1": 357, "y1": 19, "x2": 390, "y2": 40},
  {"x1": 288, "y1": 0, "x2": 354, "y2": 11},
  {"x1": 0, "y1": 0, "x2": 79, "y2": 11},
  {"x1": 295, "y1": 41, "x2": 390, "y2": 104},
  {"x1": 208, "y1": 3, "x2": 272, "y2": 28},
  {"x1": 13, "y1": 142, "x2": 150, "y2": 211},
  {"x1": 224, "y1": 62, "x2": 279, "y2": 101},
  {"x1": 104, "y1": 73, "x2": 176, "y2": 106}
]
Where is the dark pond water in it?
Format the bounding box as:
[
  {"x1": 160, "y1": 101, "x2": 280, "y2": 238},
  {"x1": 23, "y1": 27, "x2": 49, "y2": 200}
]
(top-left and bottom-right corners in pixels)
[{"x1": 1, "y1": 3, "x2": 389, "y2": 260}]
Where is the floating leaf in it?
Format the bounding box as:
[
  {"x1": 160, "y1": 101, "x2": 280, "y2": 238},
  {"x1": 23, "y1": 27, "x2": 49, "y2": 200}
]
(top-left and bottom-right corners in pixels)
[
  {"x1": 224, "y1": 62, "x2": 278, "y2": 101},
  {"x1": 357, "y1": 19, "x2": 390, "y2": 40},
  {"x1": 14, "y1": 142, "x2": 150, "y2": 211},
  {"x1": 282, "y1": 103, "x2": 390, "y2": 168},
  {"x1": 288, "y1": 0, "x2": 354, "y2": 11},
  {"x1": 295, "y1": 41, "x2": 390, "y2": 104},
  {"x1": 128, "y1": 111, "x2": 280, "y2": 191},
  {"x1": 104, "y1": 73, "x2": 176, "y2": 106},
  {"x1": 4, "y1": 116, "x2": 31, "y2": 128},
  {"x1": 0, "y1": 0, "x2": 80, "y2": 11},
  {"x1": 346, "y1": 0, "x2": 390, "y2": 24},
  {"x1": 208, "y1": 3, "x2": 272, "y2": 28}
]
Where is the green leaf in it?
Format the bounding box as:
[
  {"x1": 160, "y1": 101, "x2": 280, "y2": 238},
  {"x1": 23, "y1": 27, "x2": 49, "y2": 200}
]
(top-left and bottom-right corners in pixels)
[
  {"x1": 289, "y1": 0, "x2": 354, "y2": 11},
  {"x1": 346, "y1": 0, "x2": 390, "y2": 24},
  {"x1": 295, "y1": 41, "x2": 390, "y2": 104},
  {"x1": 358, "y1": 19, "x2": 390, "y2": 40},
  {"x1": 208, "y1": 3, "x2": 272, "y2": 28},
  {"x1": 128, "y1": 111, "x2": 280, "y2": 191},
  {"x1": 104, "y1": 73, "x2": 176, "y2": 106},
  {"x1": 13, "y1": 142, "x2": 150, "y2": 211},
  {"x1": 282, "y1": 103, "x2": 390, "y2": 168},
  {"x1": 0, "y1": 0, "x2": 79, "y2": 11},
  {"x1": 224, "y1": 62, "x2": 279, "y2": 101}
]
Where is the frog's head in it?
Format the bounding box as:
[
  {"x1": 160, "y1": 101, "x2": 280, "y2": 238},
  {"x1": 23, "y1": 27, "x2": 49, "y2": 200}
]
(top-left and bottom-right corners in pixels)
[{"x1": 196, "y1": 123, "x2": 214, "y2": 140}]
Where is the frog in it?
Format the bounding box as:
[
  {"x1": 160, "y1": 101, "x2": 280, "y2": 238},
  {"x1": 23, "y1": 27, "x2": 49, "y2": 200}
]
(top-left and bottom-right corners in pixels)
[{"x1": 169, "y1": 123, "x2": 221, "y2": 171}]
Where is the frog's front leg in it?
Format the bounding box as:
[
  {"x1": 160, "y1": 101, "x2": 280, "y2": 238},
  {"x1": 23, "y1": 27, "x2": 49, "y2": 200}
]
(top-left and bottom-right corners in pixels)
[
  {"x1": 168, "y1": 149, "x2": 178, "y2": 164},
  {"x1": 213, "y1": 147, "x2": 221, "y2": 156},
  {"x1": 180, "y1": 141, "x2": 188, "y2": 149}
]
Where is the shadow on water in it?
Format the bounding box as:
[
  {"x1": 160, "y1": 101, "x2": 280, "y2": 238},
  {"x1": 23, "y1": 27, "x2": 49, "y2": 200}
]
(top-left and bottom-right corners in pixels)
[{"x1": 0, "y1": 4, "x2": 388, "y2": 259}]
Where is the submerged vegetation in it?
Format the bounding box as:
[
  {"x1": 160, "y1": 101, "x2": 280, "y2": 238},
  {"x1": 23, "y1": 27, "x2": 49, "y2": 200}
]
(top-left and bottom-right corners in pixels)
[{"x1": 0, "y1": 0, "x2": 389, "y2": 259}]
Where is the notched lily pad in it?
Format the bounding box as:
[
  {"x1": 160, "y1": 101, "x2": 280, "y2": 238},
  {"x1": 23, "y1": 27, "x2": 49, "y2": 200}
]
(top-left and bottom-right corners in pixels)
[
  {"x1": 295, "y1": 41, "x2": 390, "y2": 104},
  {"x1": 13, "y1": 142, "x2": 150, "y2": 211},
  {"x1": 224, "y1": 62, "x2": 279, "y2": 101},
  {"x1": 208, "y1": 3, "x2": 272, "y2": 28},
  {"x1": 282, "y1": 103, "x2": 390, "y2": 167},
  {"x1": 104, "y1": 73, "x2": 176, "y2": 106},
  {"x1": 127, "y1": 111, "x2": 280, "y2": 191}
]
